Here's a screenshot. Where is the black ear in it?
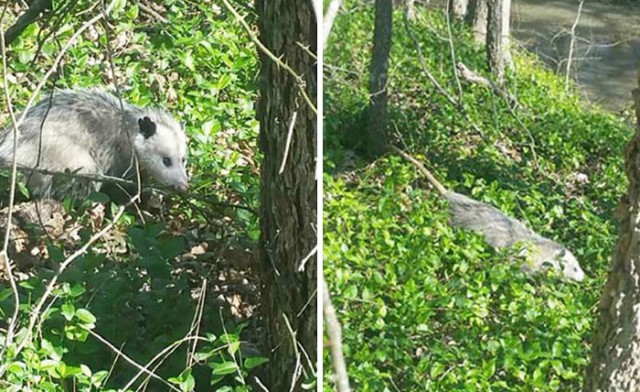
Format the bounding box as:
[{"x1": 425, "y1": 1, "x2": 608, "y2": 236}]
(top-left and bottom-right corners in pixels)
[{"x1": 138, "y1": 116, "x2": 157, "y2": 139}]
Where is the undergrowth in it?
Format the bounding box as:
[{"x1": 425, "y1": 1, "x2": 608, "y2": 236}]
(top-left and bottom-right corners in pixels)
[{"x1": 324, "y1": 3, "x2": 630, "y2": 391}]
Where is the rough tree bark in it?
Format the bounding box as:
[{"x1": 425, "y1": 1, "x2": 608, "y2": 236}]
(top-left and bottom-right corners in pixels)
[
  {"x1": 466, "y1": 0, "x2": 487, "y2": 45},
  {"x1": 367, "y1": 0, "x2": 392, "y2": 158},
  {"x1": 449, "y1": 0, "x2": 469, "y2": 18},
  {"x1": 486, "y1": 0, "x2": 504, "y2": 83},
  {"x1": 406, "y1": 0, "x2": 415, "y2": 21},
  {"x1": 501, "y1": 0, "x2": 511, "y2": 66},
  {"x1": 469, "y1": 0, "x2": 510, "y2": 67},
  {"x1": 583, "y1": 66, "x2": 640, "y2": 391},
  {"x1": 255, "y1": 1, "x2": 317, "y2": 390}
]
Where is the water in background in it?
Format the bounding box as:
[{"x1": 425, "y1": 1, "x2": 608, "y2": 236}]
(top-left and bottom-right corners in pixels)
[{"x1": 512, "y1": 0, "x2": 640, "y2": 111}]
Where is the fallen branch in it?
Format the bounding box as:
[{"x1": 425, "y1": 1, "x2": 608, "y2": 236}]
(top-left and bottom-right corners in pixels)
[
  {"x1": 323, "y1": 277, "x2": 351, "y2": 392},
  {"x1": 456, "y1": 62, "x2": 520, "y2": 107}
]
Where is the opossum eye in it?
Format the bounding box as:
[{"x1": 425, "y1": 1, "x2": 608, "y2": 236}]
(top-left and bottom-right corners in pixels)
[{"x1": 162, "y1": 157, "x2": 172, "y2": 167}]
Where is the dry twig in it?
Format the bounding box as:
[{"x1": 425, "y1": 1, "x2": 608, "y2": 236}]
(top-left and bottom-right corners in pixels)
[
  {"x1": 323, "y1": 277, "x2": 351, "y2": 392},
  {"x1": 565, "y1": 0, "x2": 584, "y2": 92},
  {"x1": 220, "y1": 0, "x2": 317, "y2": 116}
]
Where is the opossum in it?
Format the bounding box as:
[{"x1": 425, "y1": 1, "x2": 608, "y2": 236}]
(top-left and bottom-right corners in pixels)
[
  {"x1": 0, "y1": 88, "x2": 188, "y2": 199},
  {"x1": 391, "y1": 145, "x2": 585, "y2": 282}
]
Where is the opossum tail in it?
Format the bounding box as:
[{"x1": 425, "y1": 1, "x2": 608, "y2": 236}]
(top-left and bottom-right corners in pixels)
[{"x1": 390, "y1": 145, "x2": 448, "y2": 196}]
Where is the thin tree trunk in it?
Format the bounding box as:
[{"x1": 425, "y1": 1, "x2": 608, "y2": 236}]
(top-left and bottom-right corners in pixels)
[
  {"x1": 501, "y1": 0, "x2": 511, "y2": 66},
  {"x1": 486, "y1": 0, "x2": 503, "y2": 83},
  {"x1": 467, "y1": 0, "x2": 487, "y2": 45},
  {"x1": 584, "y1": 65, "x2": 640, "y2": 391},
  {"x1": 255, "y1": 1, "x2": 317, "y2": 390},
  {"x1": 406, "y1": 0, "x2": 415, "y2": 21},
  {"x1": 449, "y1": 0, "x2": 469, "y2": 18},
  {"x1": 367, "y1": 0, "x2": 392, "y2": 158}
]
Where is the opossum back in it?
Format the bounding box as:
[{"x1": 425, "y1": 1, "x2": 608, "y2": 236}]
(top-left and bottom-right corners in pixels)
[
  {"x1": 0, "y1": 89, "x2": 138, "y2": 197},
  {"x1": 445, "y1": 191, "x2": 585, "y2": 281},
  {"x1": 445, "y1": 191, "x2": 540, "y2": 248}
]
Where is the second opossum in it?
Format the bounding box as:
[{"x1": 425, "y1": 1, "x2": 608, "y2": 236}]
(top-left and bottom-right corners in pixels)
[
  {"x1": 0, "y1": 88, "x2": 188, "y2": 199},
  {"x1": 391, "y1": 145, "x2": 585, "y2": 282}
]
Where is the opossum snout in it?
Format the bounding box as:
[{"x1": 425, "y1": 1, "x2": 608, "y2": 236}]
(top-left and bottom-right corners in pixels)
[
  {"x1": 557, "y1": 249, "x2": 585, "y2": 282},
  {"x1": 174, "y1": 181, "x2": 189, "y2": 193}
]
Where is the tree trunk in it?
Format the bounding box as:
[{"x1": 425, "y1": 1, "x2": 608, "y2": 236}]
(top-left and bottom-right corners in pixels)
[
  {"x1": 449, "y1": 0, "x2": 469, "y2": 18},
  {"x1": 486, "y1": 0, "x2": 504, "y2": 83},
  {"x1": 255, "y1": 1, "x2": 317, "y2": 390},
  {"x1": 467, "y1": 0, "x2": 487, "y2": 45},
  {"x1": 583, "y1": 66, "x2": 640, "y2": 391},
  {"x1": 406, "y1": 0, "x2": 416, "y2": 21},
  {"x1": 367, "y1": 0, "x2": 392, "y2": 158},
  {"x1": 501, "y1": 0, "x2": 512, "y2": 66}
]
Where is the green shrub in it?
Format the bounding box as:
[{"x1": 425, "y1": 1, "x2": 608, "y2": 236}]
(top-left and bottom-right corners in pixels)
[
  {"x1": 0, "y1": 1, "x2": 265, "y2": 391},
  {"x1": 324, "y1": 2, "x2": 629, "y2": 390}
]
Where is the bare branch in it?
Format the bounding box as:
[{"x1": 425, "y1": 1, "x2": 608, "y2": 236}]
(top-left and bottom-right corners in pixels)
[
  {"x1": 444, "y1": 2, "x2": 463, "y2": 100},
  {"x1": 323, "y1": 277, "x2": 351, "y2": 392},
  {"x1": 279, "y1": 110, "x2": 298, "y2": 174},
  {"x1": 402, "y1": 9, "x2": 457, "y2": 106},
  {"x1": 138, "y1": 2, "x2": 169, "y2": 24},
  {"x1": 456, "y1": 62, "x2": 519, "y2": 107},
  {"x1": 402, "y1": 9, "x2": 485, "y2": 136},
  {"x1": 3, "y1": 0, "x2": 52, "y2": 46},
  {"x1": 89, "y1": 330, "x2": 183, "y2": 392},
  {"x1": 323, "y1": 0, "x2": 343, "y2": 50},
  {"x1": 220, "y1": 0, "x2": 317, "y2": 116},
  {"x1": 565, "y1": 0, "x2": 584, "y2": 92},
  {"x1": 0, "y1": 2, "x2": 25, "y2": 355}
]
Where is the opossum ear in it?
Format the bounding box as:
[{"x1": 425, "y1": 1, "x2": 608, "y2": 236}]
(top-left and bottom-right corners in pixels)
[{"x1": 138, "y1": 116, "x2": 157, "y2": 139}]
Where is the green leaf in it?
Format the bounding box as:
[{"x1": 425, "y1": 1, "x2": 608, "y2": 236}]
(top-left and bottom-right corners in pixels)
[
  {"x1": 215, "y1": 74, "x2": 233, "y2": 90},
  {"x1": 91, "y1": 370, "x2": 109, "y2": 387},
  {"x1": 210, "y1": 361, "x2": 238, "y2": 376},
  {"x1": 108, "y1": 0, "x2": 127, "y2": 14},
  {"x1": 126, "y1": 3, "x2": 139, "y2": 19},
  {"x1": 0, "y1": 288, "x2": 14, "y2": 301},
  {"x1": 61, "y1": 303, "x2": 75, "y2": 321},
  {"x1": 75, "y1": 308, "x2": 97, "y2": 324},
  {"x1": 244, "y1": 357, "x2": 268, "y2": 370}
]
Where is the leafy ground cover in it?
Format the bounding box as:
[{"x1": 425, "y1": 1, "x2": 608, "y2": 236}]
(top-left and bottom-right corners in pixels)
[
  {"x1": 0, "y1": 1, "x2": 265, "y2": 391},
  {"x1": 324, "y1": 3, "x2": 632, "y2": 391}
]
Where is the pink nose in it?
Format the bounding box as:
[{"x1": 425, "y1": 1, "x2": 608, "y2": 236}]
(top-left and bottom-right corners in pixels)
[{"x1": 175, "y1": 182, "x2": 189, "y2": 193}]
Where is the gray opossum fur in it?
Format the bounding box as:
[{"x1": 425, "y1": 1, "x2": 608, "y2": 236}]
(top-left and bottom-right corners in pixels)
[
  {"x1": 0, "y1": 88, "x2": 188, "y2": 199},
  {"x1": 391, "y1": 146, "x2": 585, "y2": 282}
]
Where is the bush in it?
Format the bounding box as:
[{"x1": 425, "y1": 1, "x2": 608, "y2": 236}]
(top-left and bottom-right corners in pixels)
[{"x1": 324, "y1": 2, "x2": 630, "y2": 390}]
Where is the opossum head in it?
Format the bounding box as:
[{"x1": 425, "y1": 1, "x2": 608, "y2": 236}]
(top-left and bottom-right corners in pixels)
[
  {"x1": 134, "y1": 112, "x2": 188, "y2": 192},
  {"x1": 555, "y1": 248, "x2": 585, "y2": 282},
  {"x1": 523, "y1": 242, "x2": 585, "y2": 282}
]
